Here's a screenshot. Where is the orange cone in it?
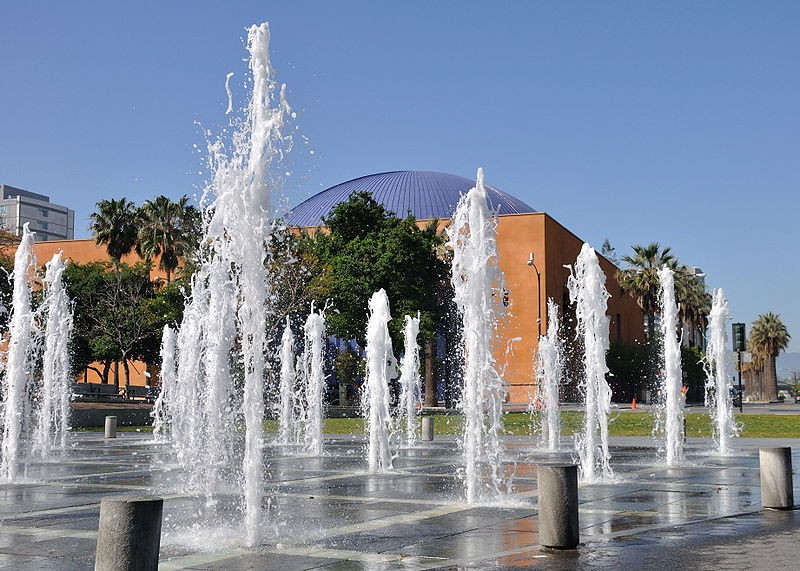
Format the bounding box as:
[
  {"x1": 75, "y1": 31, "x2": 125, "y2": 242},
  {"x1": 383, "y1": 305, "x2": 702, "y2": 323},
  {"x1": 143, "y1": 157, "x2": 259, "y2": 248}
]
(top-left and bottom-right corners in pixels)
[{"x1": 631, "y1": 397, "x2": 637, "y2": 410}]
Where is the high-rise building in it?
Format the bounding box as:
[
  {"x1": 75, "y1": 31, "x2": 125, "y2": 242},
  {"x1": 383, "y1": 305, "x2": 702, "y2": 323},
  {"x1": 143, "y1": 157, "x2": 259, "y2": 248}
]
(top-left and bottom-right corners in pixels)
[{"x1": 0, "y1": 184, "x2": 75, "y2": 241}]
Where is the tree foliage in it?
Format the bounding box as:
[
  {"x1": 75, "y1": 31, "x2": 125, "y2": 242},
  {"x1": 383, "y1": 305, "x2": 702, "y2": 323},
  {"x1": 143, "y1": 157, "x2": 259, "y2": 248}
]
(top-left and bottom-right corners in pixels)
[
  {"x1": 616, "y1": 242, "x2": 710, "y2": 344},
  {"x1": 747, "y1": 312, "x2": 791, "y2": 402},
  {"x1": 64, "y1": 261, "x2": 184, "y2": 387},
  {"x1": 311, "y1": 191, "x2": 449, "y2": 348},
  {"x1": 136, "y1": 195, "x2": 201, "y2": 282},
  {"x1": 89, "y1": 198, "x2": 138, "y2": 270}
]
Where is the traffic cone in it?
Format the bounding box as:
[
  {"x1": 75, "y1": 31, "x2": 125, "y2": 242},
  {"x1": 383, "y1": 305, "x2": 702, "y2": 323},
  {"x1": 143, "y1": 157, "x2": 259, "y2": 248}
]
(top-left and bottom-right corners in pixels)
[{"x1": 631, "y1": 397, "x2": 637, "y2": 410}]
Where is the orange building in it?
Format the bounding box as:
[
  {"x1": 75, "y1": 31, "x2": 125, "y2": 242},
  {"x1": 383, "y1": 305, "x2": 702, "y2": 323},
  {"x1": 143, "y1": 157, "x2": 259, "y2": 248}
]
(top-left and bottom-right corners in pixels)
[{"x1": 289, "y1": 171, "x2": 644, "y2": 406}]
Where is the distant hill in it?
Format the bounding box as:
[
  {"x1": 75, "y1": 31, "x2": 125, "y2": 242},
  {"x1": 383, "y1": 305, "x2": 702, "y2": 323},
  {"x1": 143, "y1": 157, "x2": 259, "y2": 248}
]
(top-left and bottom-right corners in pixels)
[{"x1": 776, "y1": 352, "x2": 800, "y2": 380}]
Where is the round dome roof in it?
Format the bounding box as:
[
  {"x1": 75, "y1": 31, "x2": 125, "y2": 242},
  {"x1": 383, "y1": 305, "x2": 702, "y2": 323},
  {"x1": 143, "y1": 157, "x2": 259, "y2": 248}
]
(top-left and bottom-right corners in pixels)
[{"x1": 288, "y1": 171, "x2": 535, "y2": 227}]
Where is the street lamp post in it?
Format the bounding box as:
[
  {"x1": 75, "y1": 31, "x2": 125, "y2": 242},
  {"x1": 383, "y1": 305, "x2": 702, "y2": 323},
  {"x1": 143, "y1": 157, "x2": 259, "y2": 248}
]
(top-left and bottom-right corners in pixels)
[{"x1": 527, "y1": 252, "x2": 542, "y2": 337}]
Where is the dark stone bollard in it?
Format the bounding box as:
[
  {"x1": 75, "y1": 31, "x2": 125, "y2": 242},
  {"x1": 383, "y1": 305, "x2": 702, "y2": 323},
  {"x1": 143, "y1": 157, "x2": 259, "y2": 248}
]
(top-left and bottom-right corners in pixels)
[
  {"x1": 759, "y1": 447, "x2": 794, "y2": 509},
  {"x1": 95, "y1": 496, "x2": 163, "y2": 571},
  {"x1": 104, "y1": 416, "x2": 117, "y2": 439},
  {"x1": 421, "y1": 416, "x2": 434, "y2": 441},
  {"x1": 538, "y1": 464, "x2": 579, "y2": 549}
]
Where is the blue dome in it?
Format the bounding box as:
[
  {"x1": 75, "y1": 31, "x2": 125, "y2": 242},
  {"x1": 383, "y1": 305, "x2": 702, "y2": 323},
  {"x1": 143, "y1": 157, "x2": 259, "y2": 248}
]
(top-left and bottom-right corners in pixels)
[{"x1": 288, "y1": 171, "x2": 535, "y2": 227}]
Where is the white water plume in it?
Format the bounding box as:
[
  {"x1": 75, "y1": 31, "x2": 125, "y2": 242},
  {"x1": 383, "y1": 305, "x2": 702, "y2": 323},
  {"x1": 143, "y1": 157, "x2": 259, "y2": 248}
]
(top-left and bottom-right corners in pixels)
[
  {"x1": 535, "y1": 298, "x2": 563, "y2": 451},
  {"x1": 567, "y1": 243, "x2": 613, "y2": 482},
  {"x1": 362, "y1": 289, "x2": 397, "y2": 473},
  {"x1": 0, "y1": 224, "x2": 36, "y2": 482},
  {"x1": 302, "y1": 305, "x2": 326, "y2": 456},
  {"x1": 152, "y1": 325, "x2": 177, "y2": 442},
  {"x1": 168, "y1": 22, "x2": 293, "y2": 546},
  {"x1": 277, "y1": 317, "x2": 296, "y2": 445},
  {"x1": 32, "y1": 252, "x2": 73, "y2": 455},
  {"x1": 448, "y1": 168, "x2": 506, "y2": 503},
  {"x1": 657, "y1": 266, "x2": 684, "y2": 466},
  {"x1": 397, "y1": 313, "x2": 422, "y2": 447},
  {"x1": 704, "y1": 288, "x2": 738, "y2": 455}
]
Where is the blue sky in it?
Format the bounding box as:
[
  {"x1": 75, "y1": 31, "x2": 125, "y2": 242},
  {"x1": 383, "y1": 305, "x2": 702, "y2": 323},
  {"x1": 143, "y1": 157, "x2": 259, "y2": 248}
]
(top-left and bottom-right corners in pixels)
[{"x1": 1, "y1": 1, "x2": 798, "y2": 352}]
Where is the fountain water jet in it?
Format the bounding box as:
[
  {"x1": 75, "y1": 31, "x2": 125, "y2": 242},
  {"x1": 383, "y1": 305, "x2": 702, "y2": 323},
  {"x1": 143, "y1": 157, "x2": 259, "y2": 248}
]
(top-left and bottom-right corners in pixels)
[
  {"x1": 567, "y1": 243, "x2": 613, "y2": 482},
  {"x1": 448, "y1": 168, "x2": 506, "y2": 503},
  {"x1": 151, "y1": 326, "x2": 177, "y2": 441},
  {"x1": 167, "y1": 22, "x2": 293, "y2": 546},
  {"x1": 657, "y1": 266, "x2": 684, "y2": 465},
  {"x1": 0, "y1": 224, "x2": 36, "y2": 482},
  {"x1": 535, "y1": 298, "x2": 563, "y2": 451},
  {"x1": 704, "y1": 288, "x2": 738, "y2": 454},
  {"x1": 301, "y1": 305, "x2": 326, "y2": 456},
  {"x1": 277, "y1": 317, "x2": 296, "y2": 445},
  {"x1": 33, "y1": 252, "x2": 73, "y2": 455},
  {"x1": 397, "y1": 313, "x2": 421, "y2": 447},
  {"x1": 362, "y1": 289, "x2": 396, "y2": 473}
]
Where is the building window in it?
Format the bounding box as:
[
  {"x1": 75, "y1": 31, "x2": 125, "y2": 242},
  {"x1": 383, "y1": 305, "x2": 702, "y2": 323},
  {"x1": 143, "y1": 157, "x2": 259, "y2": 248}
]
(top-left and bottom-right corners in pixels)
[
  {"x1": 38, "y1": 221, "x2": 48, "y2": 229},
  {"x1": 40, "y1": 209, "x2": 49, "y2": 217}
]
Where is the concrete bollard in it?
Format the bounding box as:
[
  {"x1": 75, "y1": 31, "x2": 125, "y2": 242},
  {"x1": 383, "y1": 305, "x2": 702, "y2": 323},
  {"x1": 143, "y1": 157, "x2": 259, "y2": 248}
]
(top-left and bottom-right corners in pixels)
[
  {"x1": 421, "y1": 416, "x2": 434, "y2": 441},
  {"x1": 759, "y1": 447, "x2": 794, "y2": 509},
  {"x1": 95, "y1": 496, "x2": 163, "y2": 571},
  {"x1": 104, "y1": 416, "x2": 118, "y2": 439},
  {"x1": 538, "y1": 464, "x2": 579, "y2": 549}
]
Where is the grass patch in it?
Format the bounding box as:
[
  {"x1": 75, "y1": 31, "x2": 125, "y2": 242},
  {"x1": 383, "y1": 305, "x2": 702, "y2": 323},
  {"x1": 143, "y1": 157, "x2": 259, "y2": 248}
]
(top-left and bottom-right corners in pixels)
[{"x1": 74, "y1": 412, "x2": 800, "y2": 438}]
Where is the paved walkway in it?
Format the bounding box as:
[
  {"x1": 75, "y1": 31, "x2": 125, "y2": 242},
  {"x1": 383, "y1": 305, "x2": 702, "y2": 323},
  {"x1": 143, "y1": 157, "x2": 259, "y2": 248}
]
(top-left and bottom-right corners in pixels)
[{"x1": 0, "y1": 433, "x2": 797, "y2": 570}]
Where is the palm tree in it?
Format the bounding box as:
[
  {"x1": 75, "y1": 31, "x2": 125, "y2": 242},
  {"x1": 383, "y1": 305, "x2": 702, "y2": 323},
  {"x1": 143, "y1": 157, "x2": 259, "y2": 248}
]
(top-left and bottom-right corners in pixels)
[
  {"x1": 617, "y1": 242, "x2": 678, "y2": 342},
  {"x1": 136, "y1": 195, "x2": 201, "y2": 282},
  {"x1": 89, "y1": 198, "x2": 138, "y2": 272},
  {"x1": 747, "y1": 313, "x2": 791, "y2": 402},
  {"x1": 674, "y1": 269, "x2": 711, "y2": 347}
]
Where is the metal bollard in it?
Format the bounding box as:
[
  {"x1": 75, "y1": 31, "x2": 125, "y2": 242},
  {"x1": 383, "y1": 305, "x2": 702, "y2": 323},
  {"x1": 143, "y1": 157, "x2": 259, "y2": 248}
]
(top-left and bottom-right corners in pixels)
[
  {"x1": 538, "y1": 464, "x2": 580, "y2": 549},
  {"x1": 421, "y1": 416, "x2": 434, "y2": 441},
  {"x1": 759, "y1": 447, "x2": 794, "y2": 509},
  {"x1": 104, "y1": 416, "x2": 118, "y2": 439},
  {"x1": 95, "y1": 496, "x2": 163, "y2": 571}
]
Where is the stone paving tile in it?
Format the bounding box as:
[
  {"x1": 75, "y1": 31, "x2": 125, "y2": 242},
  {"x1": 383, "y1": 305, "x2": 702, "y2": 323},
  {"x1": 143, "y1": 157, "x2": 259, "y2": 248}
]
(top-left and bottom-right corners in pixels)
[
  {"x1": 0, "y1": 433, "x2": 797, "y2": 569},
  {"x1": 175, "y1": 551, "x2": 341, "y2": 570},
  {"x1": 0, "y1": 553, "x2": 93, "y2": 571}
]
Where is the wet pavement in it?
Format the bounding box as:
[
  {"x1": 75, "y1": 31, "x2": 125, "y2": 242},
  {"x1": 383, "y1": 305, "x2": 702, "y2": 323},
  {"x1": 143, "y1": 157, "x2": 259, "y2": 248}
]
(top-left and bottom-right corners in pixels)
[{"x1": 0, "y1": 432, "x2": 797, "y2": 570}]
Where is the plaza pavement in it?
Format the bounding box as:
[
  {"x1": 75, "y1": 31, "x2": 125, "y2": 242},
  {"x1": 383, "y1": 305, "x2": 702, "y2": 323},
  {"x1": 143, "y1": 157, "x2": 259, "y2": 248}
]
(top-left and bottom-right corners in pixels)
[{"x1": 0, "y1": 430, "x2": 797, "y2": 570}]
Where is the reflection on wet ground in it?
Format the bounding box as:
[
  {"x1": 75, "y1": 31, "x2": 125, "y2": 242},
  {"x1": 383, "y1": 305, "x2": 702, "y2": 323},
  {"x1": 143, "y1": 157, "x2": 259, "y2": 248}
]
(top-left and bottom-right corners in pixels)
[{"x1": 0, "y1": 433, "x2": 797, "y2": 569}]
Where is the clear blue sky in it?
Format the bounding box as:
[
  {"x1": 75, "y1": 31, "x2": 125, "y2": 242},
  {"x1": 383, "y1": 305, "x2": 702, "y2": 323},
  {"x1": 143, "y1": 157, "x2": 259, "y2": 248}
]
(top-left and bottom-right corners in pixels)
[{"x1": 1, "y1": 1, "x2": 798, "y2": 351}]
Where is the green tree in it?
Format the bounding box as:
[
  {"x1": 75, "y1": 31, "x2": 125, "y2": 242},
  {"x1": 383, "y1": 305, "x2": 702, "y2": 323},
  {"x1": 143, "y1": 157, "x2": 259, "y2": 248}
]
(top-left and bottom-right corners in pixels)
[
  {"x1": 136, "y1": 195, "x2": 201, "y2": 282},
  {"x1": 266, "y1": 226, "x2": 331, "y2": 335},
  {"x1": 674, "y1": 272, "x2": 711, "y2": 347},
  {"x1": 313, "y1": 192, "x2": 448, "y2": 347},
  {"x1": 617, "y1": 242, "x2": 679, "y2": 342},
  {"x1": 89, "y1": 198, "x2": 138, "y2": 272},
  {"x1": 64, "y1": 261, "x2": 181, "y2": 390},
  {"x1": 747, "y1": 312, "x2": 791, "y2": 402}
]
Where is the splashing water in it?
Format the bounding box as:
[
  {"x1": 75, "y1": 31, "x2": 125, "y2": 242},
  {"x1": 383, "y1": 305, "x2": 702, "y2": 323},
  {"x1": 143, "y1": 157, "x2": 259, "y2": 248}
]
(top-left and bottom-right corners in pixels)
[
  {"x1": 277, "y1": 317, "x2": 296, "y2": 445},
  {"x1": 302, "y1": 305, "x2": 326, "y2": 456},
  {"x1": 397, "y1": 313, "x2": 421, "y2": 447},
  {"x1": 362, "y1": 289, "x2": 397, "y2": 473},
  {"x1": 704, "y1": 288, "x2": 738, "y2": 455},
  {"x1": 448, "y1": 168, "x2": 506, "y2": 503},
  {"x1": 657, "y1": 266, "x2": 684, "y2": 465},
  {"x1": 151, "y1": 326, "x2": 177, "y2": 441},
  {"x1": 567, "y1": 243, "x2": 613, "y2": 482},
  {"x1": 0, "y1": 224, "x2": 36, "y2": 482},
  {"x1": 535, "y1": 298, "x2": 563, "y2": 451},
  {"x1": 168, "y1": 22, "x2": 293, "y2": 546},
  {"x1": 32, "y1": 252, "x2": 73, "y2": 455}
]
